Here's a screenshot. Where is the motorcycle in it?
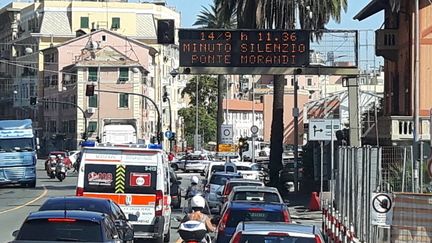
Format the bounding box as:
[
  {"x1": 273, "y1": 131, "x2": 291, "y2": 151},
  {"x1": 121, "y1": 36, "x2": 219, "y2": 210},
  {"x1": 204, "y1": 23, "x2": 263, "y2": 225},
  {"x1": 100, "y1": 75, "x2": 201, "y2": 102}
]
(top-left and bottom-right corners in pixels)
[
  {"x1": 46, "y1": 156, "x2": 57, "y2": 179},
  {"x1": 174, "y1": 195, "x2": 219, "y2": 243},
  {"x1": 55, "y1": 157, "x2": 67, "y2": 182}
]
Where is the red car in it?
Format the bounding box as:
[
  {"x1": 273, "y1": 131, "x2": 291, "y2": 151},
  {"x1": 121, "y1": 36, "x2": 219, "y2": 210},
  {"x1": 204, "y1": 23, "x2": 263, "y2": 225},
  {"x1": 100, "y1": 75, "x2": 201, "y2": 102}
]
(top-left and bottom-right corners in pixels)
[{"x1": 219, "y1": 179, "x2": 265, "y2": 203}]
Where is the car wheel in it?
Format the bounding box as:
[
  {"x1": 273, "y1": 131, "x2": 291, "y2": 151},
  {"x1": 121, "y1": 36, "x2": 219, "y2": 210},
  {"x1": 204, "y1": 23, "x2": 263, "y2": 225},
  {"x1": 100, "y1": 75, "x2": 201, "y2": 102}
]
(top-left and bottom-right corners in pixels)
[
  {"x1": 171, "y1": 164, "x2": 178, "y2": 171},
  {"x1": 27, "y1": 180, "x2": 36, "y2": 188}
]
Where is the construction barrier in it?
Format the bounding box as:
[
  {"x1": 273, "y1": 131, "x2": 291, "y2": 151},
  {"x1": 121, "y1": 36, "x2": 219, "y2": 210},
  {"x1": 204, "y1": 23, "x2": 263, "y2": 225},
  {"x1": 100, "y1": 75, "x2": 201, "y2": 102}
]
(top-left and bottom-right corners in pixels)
[{"x1": 322, "y1": 201, "x2": 360, "y2": 243}]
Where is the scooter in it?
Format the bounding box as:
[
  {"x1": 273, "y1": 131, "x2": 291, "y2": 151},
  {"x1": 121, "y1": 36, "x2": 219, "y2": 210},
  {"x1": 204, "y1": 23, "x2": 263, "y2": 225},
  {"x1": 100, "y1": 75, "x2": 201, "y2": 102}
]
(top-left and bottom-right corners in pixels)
[
  {"x1": 55, "y1": 158, "x2": 67, "y2": 182},
  {"x1": 46, "y1": 156, "x2": 57, "y2": 179}
]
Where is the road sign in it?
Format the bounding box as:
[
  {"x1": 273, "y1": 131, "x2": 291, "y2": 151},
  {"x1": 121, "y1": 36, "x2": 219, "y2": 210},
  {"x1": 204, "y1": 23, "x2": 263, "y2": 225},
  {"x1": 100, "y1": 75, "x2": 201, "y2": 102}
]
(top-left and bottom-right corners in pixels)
[
  {"x1": 308, "y1": 119, "x2": 340, "y2": 141},
  {"x1": 221, "y1": 124, "x2": 233, "y2": 144},
  {"x1": 218, "y1": 144, "x2": 236, "y2": 152},
  {"x1": 164, "y1": 131, "x2": 173, "y2": 139},
  {"x1": 250, "y1": 125, "x2": 259, "y2": 135},
  {"x1": 371, "y1": 193, "x2": 393, "y2": 226}
]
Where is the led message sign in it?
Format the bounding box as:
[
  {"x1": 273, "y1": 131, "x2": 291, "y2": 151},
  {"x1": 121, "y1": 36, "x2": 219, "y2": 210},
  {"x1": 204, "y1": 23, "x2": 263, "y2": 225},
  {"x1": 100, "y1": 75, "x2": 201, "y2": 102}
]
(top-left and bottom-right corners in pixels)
[{"x1": 179, "y1": 29, "x2": 310, "y2": 67}]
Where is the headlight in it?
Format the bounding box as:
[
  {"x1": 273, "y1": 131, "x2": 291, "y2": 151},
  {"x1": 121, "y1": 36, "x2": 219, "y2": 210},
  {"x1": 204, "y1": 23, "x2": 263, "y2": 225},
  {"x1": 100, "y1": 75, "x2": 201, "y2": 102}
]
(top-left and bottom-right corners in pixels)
[{"x1": 25, "y1": 167, "x2": 36, "y2": 177}]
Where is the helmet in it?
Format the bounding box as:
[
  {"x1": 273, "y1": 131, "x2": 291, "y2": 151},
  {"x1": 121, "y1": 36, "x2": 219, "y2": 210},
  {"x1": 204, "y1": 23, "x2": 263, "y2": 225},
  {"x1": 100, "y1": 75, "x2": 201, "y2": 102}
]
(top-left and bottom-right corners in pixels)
[
  {"x1": 191, "y1": 195, "x2": 205, "y2": 209},
  {"x1": 191, "y1": 176, "x2": 199, "y2": 185}
]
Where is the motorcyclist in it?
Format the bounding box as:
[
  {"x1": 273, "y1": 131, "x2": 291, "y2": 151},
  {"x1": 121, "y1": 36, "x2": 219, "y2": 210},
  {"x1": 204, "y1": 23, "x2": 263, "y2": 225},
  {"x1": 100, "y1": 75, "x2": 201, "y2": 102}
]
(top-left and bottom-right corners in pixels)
[
  {"x1": 185, "y1": 176, "x2": 201, "y2": 199},
  {"x1": 45, "y1": 155, "x2": 57, "y2": 171},
  {"x1": 183, "y1": 195, "x2": 216, "y2": 233}
]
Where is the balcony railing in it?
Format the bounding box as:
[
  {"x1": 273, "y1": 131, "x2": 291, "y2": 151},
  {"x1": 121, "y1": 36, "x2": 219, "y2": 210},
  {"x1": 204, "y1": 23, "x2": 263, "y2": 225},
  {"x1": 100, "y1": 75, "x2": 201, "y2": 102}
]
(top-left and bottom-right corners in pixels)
[{"x1": 378, "y1": 116, "x2": 430, "y2": 141}]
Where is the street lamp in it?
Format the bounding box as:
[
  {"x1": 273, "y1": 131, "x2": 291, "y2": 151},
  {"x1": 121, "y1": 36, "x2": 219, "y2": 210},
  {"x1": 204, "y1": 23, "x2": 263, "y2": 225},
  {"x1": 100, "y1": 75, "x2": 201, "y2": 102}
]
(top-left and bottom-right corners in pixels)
[{"x1": 163, "y1": 87, "x2": 173, "y2": 152}]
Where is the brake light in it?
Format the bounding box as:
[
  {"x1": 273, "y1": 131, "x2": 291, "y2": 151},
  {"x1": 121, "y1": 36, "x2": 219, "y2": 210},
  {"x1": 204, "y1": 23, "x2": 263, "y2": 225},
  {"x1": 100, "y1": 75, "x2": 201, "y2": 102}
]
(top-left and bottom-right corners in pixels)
[
  {"x1": 155, "y1": 190, "x2": 163, "y2": 216},
  {"x1": 76, "y1": 187, "x2": 83, "y2": 196},
  {"x1": 268, "y1": 232, "x2": 289, "y2": 237},
  {"x1": 283, "y1": 209, "x2": 291, "y2": 222},
  {"x1": 48, "y1": 218, "x2": 76, "y2": 222},
  {"x1": 314, "y1": 235, "x2": 323, "y2": 243},
  {"x1": 231, "y1": 231, "x2": 242, "y2": 243},
  {"x1": 248, "y1": 208, "x2": 263, "y2": 212},
  {"x1": 218, "y1": 209, "x2": 230, "y2": 233}
]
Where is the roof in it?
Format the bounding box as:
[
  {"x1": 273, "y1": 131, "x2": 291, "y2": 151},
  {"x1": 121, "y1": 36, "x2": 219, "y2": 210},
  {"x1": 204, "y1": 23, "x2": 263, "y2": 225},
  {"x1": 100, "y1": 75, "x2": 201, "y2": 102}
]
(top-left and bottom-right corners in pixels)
[
  {"x1": 0, "y1": 119, "x2": 32, "y2": 130},
  {"x1": 232, "y1": 186, "x2": 279, "y2": 193},
  {"x1": 239, "y1": 221, "x2": 319, "y2": 235},
  {"x1": 212, "y1": 171, "x2": 242, "y2": 176},
  {"x1": 42, "y1": 29, "x2": 156, "y2": 55},
  {"x1": 228, "y1": 201, "x2": 285, "y2": 210},
  {"x1": 74, "y1": 46, "x2": 141, "y2": 67},
  {"x1": 39, "y1": 197, "x2": 111, "y2": 213},
  {"x1": 223, "y1": 99, "x2": 264, "y2": 112},
  {"x1": 354, "y1": 0, "x2": 401, "y2": 21},
  {"x1": 39, "y1": 11, "x2": 72, "y2": 35},
  {"x1": 136, "y1": 14, "x2": 157, "y2": 39},
  {"x1": 27, "y1": 210, "x2": 105, "y2": 223},
  {"x1": 226, "y1": 178, "x2": 264, "y2": 184}
]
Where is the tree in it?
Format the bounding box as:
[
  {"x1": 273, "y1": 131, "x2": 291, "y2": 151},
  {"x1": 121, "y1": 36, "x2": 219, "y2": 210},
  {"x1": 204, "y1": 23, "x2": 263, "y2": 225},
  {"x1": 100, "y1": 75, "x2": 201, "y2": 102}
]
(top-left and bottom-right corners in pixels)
[
  {"x1": 178, "y1": 76, "x2": 218, "y2": 146},
  {"x1": 194, "y1": 0, "x2": 236, "y2": 153},
  {"x1": 218, "y1": 0, "x2": 347, "y2": 187}
]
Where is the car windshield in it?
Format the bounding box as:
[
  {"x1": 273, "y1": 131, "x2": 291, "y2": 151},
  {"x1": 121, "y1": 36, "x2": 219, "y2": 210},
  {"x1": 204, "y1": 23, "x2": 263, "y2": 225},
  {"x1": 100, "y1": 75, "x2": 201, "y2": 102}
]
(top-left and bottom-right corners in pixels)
[
  {"x1": 227, "y1": 210, "x2": 284, "y2": 227},
  {"x1": 39, "y1": 200, "x2": 109, "y2": 215},
  {"x1": 17, "y1": 219, "x2": 103, "y2": 241},
  {"x1": 233, "y1": 192, "x2": 280, "y2": 202},
  {"x1": 0, "y1": 138, "x2": 33, "y2": 152},
  {"x1": 210, "y1": 174, "x2": 241, "y2": 185},
  {"x1": 211, "y1": 165, "x2": 235, "y2": 173},
  {"x1": 239, "y1": 234, "x2": 316, "y2": 243}
]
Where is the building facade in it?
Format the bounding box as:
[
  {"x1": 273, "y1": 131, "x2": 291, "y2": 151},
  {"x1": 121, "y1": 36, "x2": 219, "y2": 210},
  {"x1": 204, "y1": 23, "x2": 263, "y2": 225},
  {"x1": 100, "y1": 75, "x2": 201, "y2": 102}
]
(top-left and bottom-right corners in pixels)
[
  {"x1": 41, "y1": 29, "x2": 155, "y2": 152},
  {"x1": 355, "y1": 0, "x2": 431, "y2": 145}
]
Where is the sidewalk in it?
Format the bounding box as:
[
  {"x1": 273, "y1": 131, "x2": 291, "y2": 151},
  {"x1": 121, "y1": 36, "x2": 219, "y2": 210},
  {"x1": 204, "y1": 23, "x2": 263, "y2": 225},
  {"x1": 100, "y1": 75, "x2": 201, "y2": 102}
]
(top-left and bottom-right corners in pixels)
[{"x1": 283, "y1": 192, "x2": 323, "y2": 224}]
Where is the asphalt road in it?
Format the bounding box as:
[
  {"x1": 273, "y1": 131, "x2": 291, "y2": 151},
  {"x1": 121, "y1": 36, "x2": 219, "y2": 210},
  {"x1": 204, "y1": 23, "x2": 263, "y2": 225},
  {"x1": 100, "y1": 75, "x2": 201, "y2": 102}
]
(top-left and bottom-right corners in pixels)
[
  {"x1": 0, "y1": 160, "x2": 196, "y2": 243},
  {"x1": 0, "y1": 162, "x2": 321, "y2": 243}
]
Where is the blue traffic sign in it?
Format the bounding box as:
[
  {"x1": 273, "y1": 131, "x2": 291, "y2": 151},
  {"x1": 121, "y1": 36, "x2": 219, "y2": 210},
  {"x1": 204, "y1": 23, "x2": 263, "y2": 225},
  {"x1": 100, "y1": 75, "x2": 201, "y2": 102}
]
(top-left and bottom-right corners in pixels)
[{"x1": 165, "y1": 131, "x2": 173, "y2": 138}]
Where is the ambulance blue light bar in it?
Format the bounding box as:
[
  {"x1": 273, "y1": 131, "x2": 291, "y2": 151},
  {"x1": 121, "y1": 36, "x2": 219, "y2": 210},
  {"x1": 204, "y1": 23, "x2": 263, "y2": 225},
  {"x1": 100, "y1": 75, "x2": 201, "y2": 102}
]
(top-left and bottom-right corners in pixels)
[
  {"x1": 81, "y1": 140, "x2": 96, "y2": 147},
  {"x1": 147, "y1": 144, "x2": 163, "y2": 150}
]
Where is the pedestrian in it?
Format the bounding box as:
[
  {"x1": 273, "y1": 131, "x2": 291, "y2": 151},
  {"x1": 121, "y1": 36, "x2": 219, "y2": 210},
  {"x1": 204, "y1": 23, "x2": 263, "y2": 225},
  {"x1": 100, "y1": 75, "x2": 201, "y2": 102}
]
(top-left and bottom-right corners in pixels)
[{"x1": 168, "y1": 152, "x2": 175, "y2": 162}]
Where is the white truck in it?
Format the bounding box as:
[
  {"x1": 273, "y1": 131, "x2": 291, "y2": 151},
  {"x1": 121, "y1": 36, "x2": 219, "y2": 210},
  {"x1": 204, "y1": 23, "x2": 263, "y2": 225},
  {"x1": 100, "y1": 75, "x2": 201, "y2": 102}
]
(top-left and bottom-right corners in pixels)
[
  {"x1": 102, "y1": 124, "x2": 137, "y2": 144},
  {"x1": 242, "y1": 141, "x2": 270, "y2": 161}
]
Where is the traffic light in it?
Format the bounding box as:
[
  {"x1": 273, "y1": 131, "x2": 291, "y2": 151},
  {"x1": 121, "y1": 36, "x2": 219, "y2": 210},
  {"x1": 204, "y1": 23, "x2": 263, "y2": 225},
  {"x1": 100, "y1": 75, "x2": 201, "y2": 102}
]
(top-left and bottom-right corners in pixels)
[
  {"x1": 169, "y1": 132, "x2": 176, "y2": 141},
  {"x1": 157, "y1": 19, "x2": 175, "y2": 44},
  {"x1": 30, "y1": 96, "x2": 37, "y2": 105},
  {"x1": 86, "y1": 84, "x2": 95, "y2": 96}
]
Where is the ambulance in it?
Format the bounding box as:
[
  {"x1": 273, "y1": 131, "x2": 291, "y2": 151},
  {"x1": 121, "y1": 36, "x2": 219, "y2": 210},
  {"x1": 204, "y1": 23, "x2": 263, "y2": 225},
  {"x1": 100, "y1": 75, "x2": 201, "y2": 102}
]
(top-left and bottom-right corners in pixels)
[{"x1": 76, "y1": 143, "x2": 171, "y2": 242}]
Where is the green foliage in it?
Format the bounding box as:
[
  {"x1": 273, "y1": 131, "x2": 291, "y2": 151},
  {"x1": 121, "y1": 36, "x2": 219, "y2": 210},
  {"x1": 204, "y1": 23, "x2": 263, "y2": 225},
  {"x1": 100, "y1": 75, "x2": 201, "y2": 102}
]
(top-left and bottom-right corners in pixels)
[{"x1": 178, "y1": 76, "x2": 218, "y2": 145}]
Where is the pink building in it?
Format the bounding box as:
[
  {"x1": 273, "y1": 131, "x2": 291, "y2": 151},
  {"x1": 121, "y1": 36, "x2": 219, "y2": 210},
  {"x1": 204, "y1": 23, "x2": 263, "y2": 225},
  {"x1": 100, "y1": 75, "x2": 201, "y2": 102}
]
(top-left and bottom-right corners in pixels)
[{"x1": 41, "y1": 29, "x2": 156, "y2": 151}]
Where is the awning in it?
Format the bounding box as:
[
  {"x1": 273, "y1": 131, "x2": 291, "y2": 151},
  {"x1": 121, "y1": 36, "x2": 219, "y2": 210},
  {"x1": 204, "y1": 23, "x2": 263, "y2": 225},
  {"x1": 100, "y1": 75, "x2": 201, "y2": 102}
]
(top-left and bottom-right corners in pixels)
[{"x1": 354, "y1": 0, "x2": 401, "y2": 21}]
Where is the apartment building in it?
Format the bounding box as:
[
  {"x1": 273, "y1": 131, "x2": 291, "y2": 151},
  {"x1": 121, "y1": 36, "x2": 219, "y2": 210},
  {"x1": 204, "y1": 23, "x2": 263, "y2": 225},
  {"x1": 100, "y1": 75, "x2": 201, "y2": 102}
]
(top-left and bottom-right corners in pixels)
[
  {"x1": 223, "y1": 99, "x2": 264, "y2": 140},
  {"x1": 355, "y1": 0, "x2": 431, "y2": 145}
]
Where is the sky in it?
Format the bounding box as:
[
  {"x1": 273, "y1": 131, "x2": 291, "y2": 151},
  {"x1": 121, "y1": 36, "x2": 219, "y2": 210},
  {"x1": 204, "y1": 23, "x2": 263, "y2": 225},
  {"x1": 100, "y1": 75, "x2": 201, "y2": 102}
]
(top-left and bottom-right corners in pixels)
[{"x1": 0, "y1": 0, "x2": 383, "y2": 29}]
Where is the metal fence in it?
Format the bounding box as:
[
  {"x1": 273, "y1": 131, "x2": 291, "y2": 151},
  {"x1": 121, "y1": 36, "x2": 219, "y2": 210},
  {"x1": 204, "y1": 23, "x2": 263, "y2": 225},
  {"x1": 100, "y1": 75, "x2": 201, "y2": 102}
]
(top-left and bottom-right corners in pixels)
[{"x1": 381, "y1": 146, "x2": 413, "y2": 192}]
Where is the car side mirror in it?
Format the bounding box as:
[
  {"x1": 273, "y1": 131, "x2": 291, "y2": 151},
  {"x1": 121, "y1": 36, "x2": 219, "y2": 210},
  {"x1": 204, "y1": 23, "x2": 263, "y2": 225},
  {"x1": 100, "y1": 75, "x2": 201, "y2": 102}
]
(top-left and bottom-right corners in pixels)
[
  {"x1": 177, "y1": 181, "x2": 182, "y2": 185},
  {"x1": 200, "y1": 172, "x2": 205, "y2": 176},
  {"x1": 12, "y1": 230, "x2": 19, "y2": 237},
  {"x1": 284, "y1": 199, "x2": 290, "y2": 206},
  {"x1": 177, "y1": 176, "x2": 183, "y2": 180},
  {"x1": 216, "y1": 190, "x2": 222, "y2": 196},
  {"x1": 210, "y1": 215, "x2": 221, "y2": 225}
]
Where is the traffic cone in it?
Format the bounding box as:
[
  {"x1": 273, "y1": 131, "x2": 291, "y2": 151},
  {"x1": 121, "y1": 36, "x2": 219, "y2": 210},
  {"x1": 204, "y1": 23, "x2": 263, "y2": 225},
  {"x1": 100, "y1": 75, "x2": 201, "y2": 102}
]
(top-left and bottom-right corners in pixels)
[{"x1": 309, "y1": 192, "x2": 320, "y2": 211}]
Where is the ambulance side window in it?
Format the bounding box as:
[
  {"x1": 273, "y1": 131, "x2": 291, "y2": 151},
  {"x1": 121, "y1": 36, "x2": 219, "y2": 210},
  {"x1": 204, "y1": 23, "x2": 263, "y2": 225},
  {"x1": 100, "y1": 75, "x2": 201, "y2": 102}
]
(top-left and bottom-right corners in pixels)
[{"x1": 164, "y1": 166, "x2": 169, "y2": 195}]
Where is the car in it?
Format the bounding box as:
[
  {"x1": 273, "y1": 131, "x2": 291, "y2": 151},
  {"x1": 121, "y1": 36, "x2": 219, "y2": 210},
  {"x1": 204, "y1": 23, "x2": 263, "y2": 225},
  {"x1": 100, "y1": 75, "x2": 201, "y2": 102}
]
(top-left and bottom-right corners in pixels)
[
  {"x1": 218, "y1": 179, "x2": 265, "y2": 203},
  {"x1": 234, "y1": 162, "x2": 263, "y2": 180},
  {"x1": 76, "y1": 144, "x2": 172, "y2": 242},
  {"x1": 220, "y1": 186, "x2": 284, "y2": 215},
  {"x1": 205, "y1": 171, "x2": 243, "y2": 211},
  {"x1": 279, "y1": 158, "x2": 304, "y2": 183},
  {"x1": 230, "y1": 222, "x2": 325, "y2": 243},
  {"x1": 174, "y1": 153, "x2": 213, "y2": 172},
  {"x1": 169, "y1": 167, "x2": 182, "y2": 209},
  {"x1": 215, "y1": 201, "x2": 291, "y2": 243},
  {"x1": 201, "y1": 161, "x2": 237, "y2": 186},
  {"x1": 11, "y1": 210, "x2": 131, "y2": 242},
  {"x1": 38, "y1": 196, "x2": 133, "y2": 242}
]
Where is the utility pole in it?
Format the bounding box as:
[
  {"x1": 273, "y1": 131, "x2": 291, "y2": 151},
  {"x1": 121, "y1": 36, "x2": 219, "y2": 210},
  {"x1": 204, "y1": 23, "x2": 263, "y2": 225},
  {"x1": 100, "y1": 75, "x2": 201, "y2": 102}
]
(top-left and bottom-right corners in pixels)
[
  {"x1": 347, "y1": 76, "x2": 361, "y2": 147},
  {"x1": 293, "y1": 68, "x2": 302, "y2": 192},
  {"x1": 194, "y1": 76, "x2": 200, "y2": 151}
]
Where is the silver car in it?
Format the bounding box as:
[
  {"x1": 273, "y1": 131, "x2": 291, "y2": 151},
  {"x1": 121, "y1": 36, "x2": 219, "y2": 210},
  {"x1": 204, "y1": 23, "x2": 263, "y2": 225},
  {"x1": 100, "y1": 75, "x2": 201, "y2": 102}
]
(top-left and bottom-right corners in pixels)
[{"x1": 230, "y1": 222, "x2": 326, "y2": 243}]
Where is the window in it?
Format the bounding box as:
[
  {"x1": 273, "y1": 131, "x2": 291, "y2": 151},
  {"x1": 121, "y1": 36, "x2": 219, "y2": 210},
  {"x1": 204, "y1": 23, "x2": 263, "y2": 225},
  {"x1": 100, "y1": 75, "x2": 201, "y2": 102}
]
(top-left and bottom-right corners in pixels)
[
  {"x1": 307, "y1": 78, "x2": 312, "y2": 86},
  {"x1": 119, "y1": 93, "x2": 129, "y2": 108},
  {"x1": 111, "y1": 17, "x2": 120, "y2": 29},
  {"x1": 62, "y1": 121, "x2": 68, "y2": 133},
  {"x1": 88, "y1": 67, "x2": 98, "y2": 81},
  {"x1": 242, "y1": 113, "x2": 247, "y2": 120},
  {"x1": 80, "y1": 17, "x2": 89, "y2": 28},
  {"x1": 51, "y1": 75, "x2": 58, "y2": 86},
  {"x1": 101, "y1": 35, "x2": 106, "y2": 41},
  {"x1": 88, "y1": 121, "x2": 97, "y2": 133},
  {"x1": 291, "y1": 78, "x2": 294, "y2": 86},
  {"x1": 68, "y1": 120, "x2": 76, "y2": 133},
  {"x1": 119, "y1": 68, "x2": 129, "y2": 81},
  {"x1": 88, "y1": 94, "x2": 98, "y2": 108}
]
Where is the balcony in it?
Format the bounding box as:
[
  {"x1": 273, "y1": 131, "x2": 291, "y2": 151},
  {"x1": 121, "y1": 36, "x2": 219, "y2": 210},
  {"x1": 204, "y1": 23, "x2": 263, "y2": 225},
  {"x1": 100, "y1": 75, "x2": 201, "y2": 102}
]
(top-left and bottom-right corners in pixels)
[
  {"x1": 375, "y1": 29, "x2": 399, "y2": 61},
  {"x1": 377, "y1": 116, "x2": 430, "y2": 142}
]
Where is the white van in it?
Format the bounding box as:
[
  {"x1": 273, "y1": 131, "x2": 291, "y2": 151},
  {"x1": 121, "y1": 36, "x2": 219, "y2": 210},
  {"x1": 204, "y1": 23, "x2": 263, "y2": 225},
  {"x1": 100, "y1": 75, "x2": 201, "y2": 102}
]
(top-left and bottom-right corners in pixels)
[{"x1": 76, "y1": 144, "x2": 171, "y2": 242}]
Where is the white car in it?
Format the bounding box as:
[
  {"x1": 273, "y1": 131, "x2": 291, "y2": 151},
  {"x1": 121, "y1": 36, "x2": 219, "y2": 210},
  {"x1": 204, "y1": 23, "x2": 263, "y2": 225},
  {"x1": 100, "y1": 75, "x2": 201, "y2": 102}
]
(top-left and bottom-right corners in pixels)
[
  {"x1": 234, "y1": 162, "x2": 263, "y2": 180},
  {"x1": 202, "y1": 161, "x2": 237, "y2": 186},
  {"x1": 174, "y1": 153, "x2": 213, "y2": 172}
]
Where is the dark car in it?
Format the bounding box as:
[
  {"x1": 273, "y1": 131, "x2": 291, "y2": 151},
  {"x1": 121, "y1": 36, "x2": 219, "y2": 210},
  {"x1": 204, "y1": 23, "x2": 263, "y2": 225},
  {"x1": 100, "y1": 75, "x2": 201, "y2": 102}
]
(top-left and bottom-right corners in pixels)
[
  {"x1": 11, "y1": 210, "x2": 130, "y2": 242},
  {"x1": 38, "y1": 197, "x2": 133, "y2": 242},
  {"x1": 219, "y1": 179, "x2": 265, "y2": 203},
  {"x1": 279, "y1": 159, "x2": 304, "y2": 182},
  {"x1": 216, "y1": 201, "x2": 291, "y2": 243},
  {"x1": 169, "y1": 168, "x2": 182, "y2": 209}
]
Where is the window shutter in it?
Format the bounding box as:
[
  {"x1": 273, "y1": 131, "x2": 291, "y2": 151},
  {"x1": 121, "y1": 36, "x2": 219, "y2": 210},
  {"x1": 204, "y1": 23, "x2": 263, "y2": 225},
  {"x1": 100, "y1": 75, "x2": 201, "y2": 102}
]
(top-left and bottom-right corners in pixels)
[
  {"x1": 112, "y1": 17, "x2": 120, "y2": 29},
  {"x1": 80, "y1": 17, "x2": 89, "y2": 28}
]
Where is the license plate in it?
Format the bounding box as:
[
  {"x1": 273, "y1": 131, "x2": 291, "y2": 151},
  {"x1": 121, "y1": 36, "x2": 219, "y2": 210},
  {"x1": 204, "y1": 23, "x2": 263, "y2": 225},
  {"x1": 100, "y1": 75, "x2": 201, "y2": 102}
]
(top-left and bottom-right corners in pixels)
[{"x1": 121, "y1": 206, "x2": 154, "y2": 225}]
